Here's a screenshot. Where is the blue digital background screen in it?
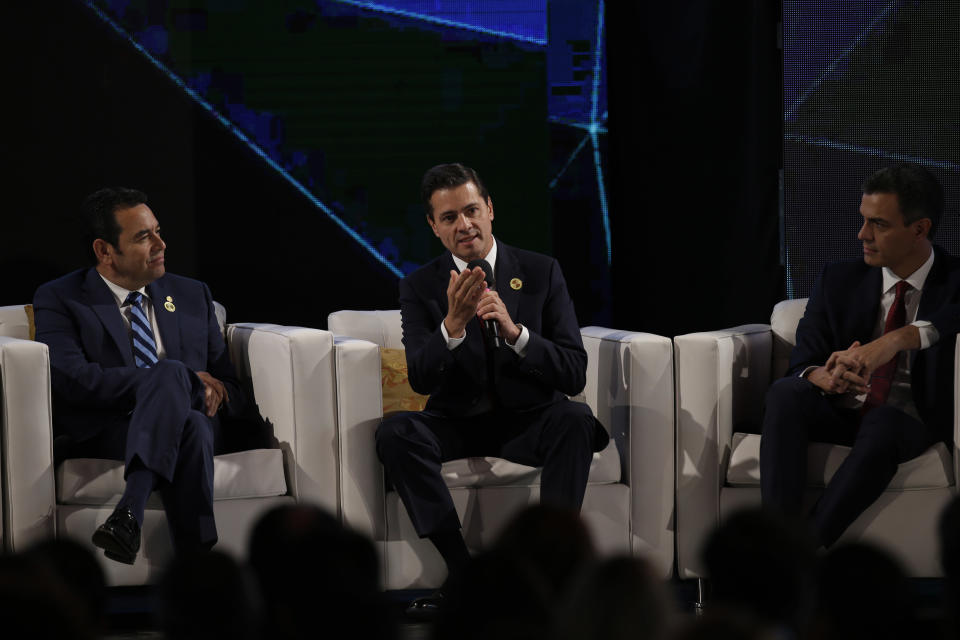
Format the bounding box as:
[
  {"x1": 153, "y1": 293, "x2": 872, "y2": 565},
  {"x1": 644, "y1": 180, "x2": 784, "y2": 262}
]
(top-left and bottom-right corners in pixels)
[
  {"x1": 783, "y1": 0, "x2": 959, "y2": 298},
  {"x1": 88, "y1": 0, "x2": 608, "y2": 286}
]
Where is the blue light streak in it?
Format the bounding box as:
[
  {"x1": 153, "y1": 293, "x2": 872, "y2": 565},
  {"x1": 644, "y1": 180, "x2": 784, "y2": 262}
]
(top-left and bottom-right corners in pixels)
[
  {"x1": 591, "y1": 0, "x2": 611, "y2": 265},
  {"x1": 84, "y1": 1, "x2": 405, "y2": 279},
  {"x1": 331, "y1": 0, "x2": 547, "y2": 46},
  {"x1": 549, "y1": 133, "x2": 590, "y2": 188},
  {"x1": 784, "y1": 0, "x2": 900, "y2": 121},
  {"x1": 548, "y1": 116, "x2": 607, "y2": 134},
  {"x1": 786, "y1": 133, "x2": 960, "y2": 171}
]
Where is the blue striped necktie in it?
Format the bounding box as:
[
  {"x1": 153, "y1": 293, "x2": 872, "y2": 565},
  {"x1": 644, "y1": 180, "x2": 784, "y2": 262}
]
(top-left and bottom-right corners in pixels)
[{"x1": 125, "y1": 292, "x2": 159, "y2": 368}]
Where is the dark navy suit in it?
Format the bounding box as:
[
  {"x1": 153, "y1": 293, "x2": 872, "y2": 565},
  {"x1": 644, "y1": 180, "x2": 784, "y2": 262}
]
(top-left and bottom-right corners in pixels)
[
  {"x1": 761, "y1": 245, "x2": 960, "y2": 546},
  {"x1": 376, "y1": 241, "x2": 609, "y2": 537},
  {"x1": 33, "y1": 268, "x2": 244, "y2": 550}
]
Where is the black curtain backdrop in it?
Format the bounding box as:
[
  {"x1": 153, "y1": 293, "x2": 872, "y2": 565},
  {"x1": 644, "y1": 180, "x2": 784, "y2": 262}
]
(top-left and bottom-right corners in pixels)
[
  {"x1": 3, "y1": 1, "x2": 399, "y2": 325},
  {"x1": 4, "y1": 1, "x2": 786, "y2": 337},
  {"x1": 607, "y1": 1, "x2": 784, "y2": 337}
]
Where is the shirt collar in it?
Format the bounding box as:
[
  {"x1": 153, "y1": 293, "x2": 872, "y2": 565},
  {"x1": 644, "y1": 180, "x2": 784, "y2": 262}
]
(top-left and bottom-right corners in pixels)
[
  {"x1": 882, "y1": 248, "x2": 935, "y2": 293},
  {"x1": 451, "y1": 237, "x2": 497, "y2": 275},
  {"x1": 98, "y1": 273, "x2": 149, "y2": 307}
]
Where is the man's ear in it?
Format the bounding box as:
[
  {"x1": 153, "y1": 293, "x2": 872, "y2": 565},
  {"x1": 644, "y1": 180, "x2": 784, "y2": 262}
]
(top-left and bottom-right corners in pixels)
[
  {"x1": 92, "y1": 239, "x2": 112, "y2": 265},
  {"x1": 487, "y1": 197, "x2": 494, "y2": 220},
  {"x1": 913, "y1": 217, "x2": 932, "y2": 240}
]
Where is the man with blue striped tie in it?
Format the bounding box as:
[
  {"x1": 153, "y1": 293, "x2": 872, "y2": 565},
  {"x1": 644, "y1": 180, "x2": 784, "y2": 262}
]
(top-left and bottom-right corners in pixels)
[{"x1": 33, "y1": 187, "x2": 245, "y2": 564}]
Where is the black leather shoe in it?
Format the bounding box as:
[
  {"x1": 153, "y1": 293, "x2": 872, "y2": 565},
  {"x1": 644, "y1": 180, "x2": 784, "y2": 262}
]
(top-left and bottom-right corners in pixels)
[
  {"x1": 405, "y1": 590, "x2": 444, "y2": 620},
  {"x1": 92, "y1": 506, "x2": 141, "y2": 565}
]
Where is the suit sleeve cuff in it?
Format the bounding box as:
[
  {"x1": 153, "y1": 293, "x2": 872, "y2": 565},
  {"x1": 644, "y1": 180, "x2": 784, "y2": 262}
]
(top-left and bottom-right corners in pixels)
[
  {"x1": 507, "y1": 324, "x2": 529, "y2": 357},
  {"x1": 912, "y1": 320, "x2": 938, "y2": 350},
  {"x1": 440, "y1": 321, "x2": 466, "y2": 350}
]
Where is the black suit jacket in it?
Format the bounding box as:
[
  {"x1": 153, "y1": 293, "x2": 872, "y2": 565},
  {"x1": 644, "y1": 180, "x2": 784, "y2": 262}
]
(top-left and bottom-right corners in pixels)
[
  {"x1": 399, "y1": 241, "x2": 607, "y2": 448},
  {"x1": 33, "y1": 268, "x2": 243, "y2": 444},
  {"x1": 788, "y1": 245, "x2": 960, "y2": 443}
]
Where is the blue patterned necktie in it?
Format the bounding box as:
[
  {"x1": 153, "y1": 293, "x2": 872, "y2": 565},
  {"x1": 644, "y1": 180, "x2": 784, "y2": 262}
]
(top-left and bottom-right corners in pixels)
[{"x1": 125, "y1": 292, "x2": 159, "y2": 368}]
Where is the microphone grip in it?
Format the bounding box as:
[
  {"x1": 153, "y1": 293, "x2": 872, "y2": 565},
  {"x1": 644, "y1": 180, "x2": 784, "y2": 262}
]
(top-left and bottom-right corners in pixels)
[{"x1": 485, "y1": 318, "x2": 501, "y2": 349}]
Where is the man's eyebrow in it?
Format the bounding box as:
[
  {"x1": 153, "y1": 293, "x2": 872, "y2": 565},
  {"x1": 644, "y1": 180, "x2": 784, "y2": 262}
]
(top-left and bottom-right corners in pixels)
[{"x1": 132, "y1": 227, "x2": 154, "y2": 239}]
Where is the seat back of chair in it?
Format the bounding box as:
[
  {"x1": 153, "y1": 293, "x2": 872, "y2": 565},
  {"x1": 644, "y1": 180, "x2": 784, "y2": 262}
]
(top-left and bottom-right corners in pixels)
[
  {"x1": 328, "y1": 310, "x2": 403, "y2": 349},
  {"x1": 0, "y1": 305, "x2": 32, "y2": 340},
  {"x1": 770, "y1": 298, "x2": 808, "y2": 379}
]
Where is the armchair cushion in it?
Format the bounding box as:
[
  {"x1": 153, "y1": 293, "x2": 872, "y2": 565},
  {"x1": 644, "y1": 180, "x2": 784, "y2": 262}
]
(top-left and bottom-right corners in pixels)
[
  {"x1": 381, "y1": 347, "x2": 428, "y2": 415},
  {"x1": 57, "y1": 448, "x2": 288, "y2": 506},
  {"x1": 727, "y1": 432, "x2": 954, "y2": 490}
]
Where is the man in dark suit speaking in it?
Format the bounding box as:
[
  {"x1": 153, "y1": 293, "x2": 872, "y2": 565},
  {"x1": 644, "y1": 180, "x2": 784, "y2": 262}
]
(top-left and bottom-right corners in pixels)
[
  {"x1": 33, "y1": 187, "x2": 244, "y2": 564},
  {"x1": 377, "y1": 163, "x2": 609, "y2": 612},
  {"x1": 761, "y1": 165, "x2": 959, "y2": 548}
]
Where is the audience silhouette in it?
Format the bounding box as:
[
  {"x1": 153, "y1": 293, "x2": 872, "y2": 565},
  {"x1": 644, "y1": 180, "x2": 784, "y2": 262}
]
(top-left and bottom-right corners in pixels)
[{"x1": 3, "y1": 498, "x2": 960, "y2": 638}]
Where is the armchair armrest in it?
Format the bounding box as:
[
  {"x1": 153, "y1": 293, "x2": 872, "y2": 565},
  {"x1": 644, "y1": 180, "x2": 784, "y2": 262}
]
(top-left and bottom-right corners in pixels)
[
  {"x1": 226, "y1": 324, "x2": 338, "y2": 514},
  {"x1": 954, "y1": 339, "x2": 960, "y2": 486},
  {"x1": 580, "y1": 327, "x2": 674, "y2": 576},
  {"x1": 1, "y1": 337, "x2": 56, "y2": 551},
  {"x1": 673, "y1": 324, "x2": 772, "y2": 578},
  {"x1": 331, "y1": 336, "x2": 384, "y2": 539}
]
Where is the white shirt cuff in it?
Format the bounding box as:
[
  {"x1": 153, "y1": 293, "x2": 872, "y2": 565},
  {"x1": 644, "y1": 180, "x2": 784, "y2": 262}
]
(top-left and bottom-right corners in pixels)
[
  {"x1": 507, "y1": 324, "x2": 530, "y2": 357},
  {"x1": 799, "y1": 365, "x2": 818, "y2": 379},
  {"x1": 912, "y1": 320, "x2": 938, "y2": 350},
  {"x1": 440, "y1": 320, "x2": 466, "y2": 350}
]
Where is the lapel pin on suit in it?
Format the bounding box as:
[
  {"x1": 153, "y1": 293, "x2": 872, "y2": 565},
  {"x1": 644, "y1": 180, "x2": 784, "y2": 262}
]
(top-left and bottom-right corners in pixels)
[
  {"x1": 510, "y1": 278, "x2": 522, "y2": 290},
  {"x1": 164, "y1": 296, "x2": 176, "y2": 312}
]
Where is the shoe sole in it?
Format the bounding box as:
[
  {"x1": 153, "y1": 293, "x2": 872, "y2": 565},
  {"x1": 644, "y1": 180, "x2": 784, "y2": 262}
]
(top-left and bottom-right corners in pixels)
[{"x1": 92, "y1": 529, "x2": 138, "y2": 564}]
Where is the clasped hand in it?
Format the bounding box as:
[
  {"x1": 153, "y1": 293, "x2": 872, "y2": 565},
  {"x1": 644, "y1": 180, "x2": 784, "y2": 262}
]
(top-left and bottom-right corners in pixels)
[
  {"x1": 443, "y1": 267, "x2": 520, "y2": 344},
  {"x1": 195, "y1": 370, "x2": 228, "y2": 417},
  {"x1": 809, "y1": 336, "x2": 900, "y2": 395}
]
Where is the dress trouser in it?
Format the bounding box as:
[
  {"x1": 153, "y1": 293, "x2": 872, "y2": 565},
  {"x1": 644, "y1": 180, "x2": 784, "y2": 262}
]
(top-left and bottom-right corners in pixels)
[
  {"x1": 73, "y1": 359, "x2": 219, "y2": 552},
  {"x1": 376, "y1": 399, "x2": 598, "y2": 537},
  {"x1": 760, "y1": 376, "x2": 940, "y2": 547}
]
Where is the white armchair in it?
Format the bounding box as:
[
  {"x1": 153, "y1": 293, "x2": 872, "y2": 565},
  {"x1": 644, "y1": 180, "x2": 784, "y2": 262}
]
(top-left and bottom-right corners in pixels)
[
  {"x1": 329, "y1": 310, "x2": 675, "y2": 590},
  {"x1": 0, "y1": 304, "x2": 339, "y2": 585},
  {"x1": 674, "y1": 299, "x2": 957, "y2": 579}
]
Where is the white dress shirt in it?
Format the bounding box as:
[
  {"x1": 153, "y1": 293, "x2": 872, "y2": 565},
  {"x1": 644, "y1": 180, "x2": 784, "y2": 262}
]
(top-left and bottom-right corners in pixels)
[
  {"x1": 868, "y1": 250, "x2": 937, "y2": 419},
  {"x1": 99, "y1": 273, "x2": 167, "y2": 359},
  {"x1": 438, "y1": 238, "x2": 530, "y2": 357}
]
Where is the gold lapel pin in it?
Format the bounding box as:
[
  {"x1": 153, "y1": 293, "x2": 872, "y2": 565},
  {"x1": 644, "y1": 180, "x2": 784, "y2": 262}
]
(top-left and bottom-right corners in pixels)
[
  {"x1": 164, "y1": 296, "x2": 176, "y2": 312},
  {"x1": 510, "y1": 278, "x2": 522, "y2": 290}
]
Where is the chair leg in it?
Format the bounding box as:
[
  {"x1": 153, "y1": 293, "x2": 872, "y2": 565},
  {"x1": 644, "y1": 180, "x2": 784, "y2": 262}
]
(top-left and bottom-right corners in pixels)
[{"x1": 695, "y1": 578, "x2": 709, "y2": 615}]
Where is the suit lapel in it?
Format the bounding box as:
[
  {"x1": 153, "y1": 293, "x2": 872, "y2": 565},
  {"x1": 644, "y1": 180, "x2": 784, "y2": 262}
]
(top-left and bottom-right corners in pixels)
[
  {"x1": 84, "y1": 269, "x2": 135, "y2": 366},
  {"x1": 495, "y1": 242, "x2": 522, "y2": 321},
  {"x1": 148, "y1": 278, "x2": 180, "y2": 360},
  {"x1": 851, "y1": 266, "x2": 883, "y2": 343},
  {"x1": 918, "y1": 246, "x2": 948, "y2": 321}
]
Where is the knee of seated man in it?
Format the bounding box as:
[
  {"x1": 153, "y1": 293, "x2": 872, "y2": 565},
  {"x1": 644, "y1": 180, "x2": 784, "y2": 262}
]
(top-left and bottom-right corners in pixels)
[
  {"x1": 856, "y1": 406, "x2": 910, "y2": 446},
  {"x1": 147, "y1": 358, "x2": 192, "y2": 388},
  {"x1": 553, "y1": 401, "x2": 595, "y2": 438},
  {"x1": 181, "y1": 409, "x2": 215, "y2": 450},
  {"x1": 375, "y1": 413, "x2": 429, "y2": 455},
  {"x1": 765, "y1": 375, "x2": 814, "y2": 407}
]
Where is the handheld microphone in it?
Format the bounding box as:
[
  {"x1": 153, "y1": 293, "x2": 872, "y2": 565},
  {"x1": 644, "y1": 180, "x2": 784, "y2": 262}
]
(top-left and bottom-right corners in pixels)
[{"x1": 466, "y1": 258, "x2": 501, "y2": 349}]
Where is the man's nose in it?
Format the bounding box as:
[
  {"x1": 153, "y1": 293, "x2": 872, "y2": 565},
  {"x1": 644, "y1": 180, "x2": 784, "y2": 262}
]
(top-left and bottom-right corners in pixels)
[
  {"x1": 457, "y1": 213, "x2": 473, "y2": 229},
  {"x1": 154, "y1": 234, "x2": 167, "y2": 251},
  {"x1": 857, "y1": 221, "x2": 869, "y2": 241}
]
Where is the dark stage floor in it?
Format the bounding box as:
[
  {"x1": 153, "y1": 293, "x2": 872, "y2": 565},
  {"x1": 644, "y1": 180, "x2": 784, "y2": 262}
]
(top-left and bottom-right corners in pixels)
[{"x1": 100, "y1": 579, "x2": 947, "y2": 639}]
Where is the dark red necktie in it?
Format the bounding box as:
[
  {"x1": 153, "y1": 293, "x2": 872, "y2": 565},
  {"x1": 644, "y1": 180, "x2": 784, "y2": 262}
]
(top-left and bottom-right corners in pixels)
[{"x1": 862, "y1": 280, "x2": 909, "y2": 414}]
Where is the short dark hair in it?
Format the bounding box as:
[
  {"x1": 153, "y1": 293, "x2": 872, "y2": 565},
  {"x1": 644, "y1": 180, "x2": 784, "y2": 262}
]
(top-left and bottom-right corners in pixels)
[
  {"x1": 862, "y1": 165, "x2": 944, "y2": 239},
  {"x1": 81, "y1": 187, "x2": 148, "y2": 264},
  {"x1": 420, "y1": 163, "x2": 489, "y2": 218}
]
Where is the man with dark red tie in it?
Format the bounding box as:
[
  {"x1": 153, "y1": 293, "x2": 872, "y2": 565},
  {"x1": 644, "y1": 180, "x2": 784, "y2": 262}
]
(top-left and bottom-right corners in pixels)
[
  {"x1": 760, "y1": 164, "x2": 960, "y2": 548},
  {"x1": 33, "y1": 187, "x2": 243, "y2": 564}
]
